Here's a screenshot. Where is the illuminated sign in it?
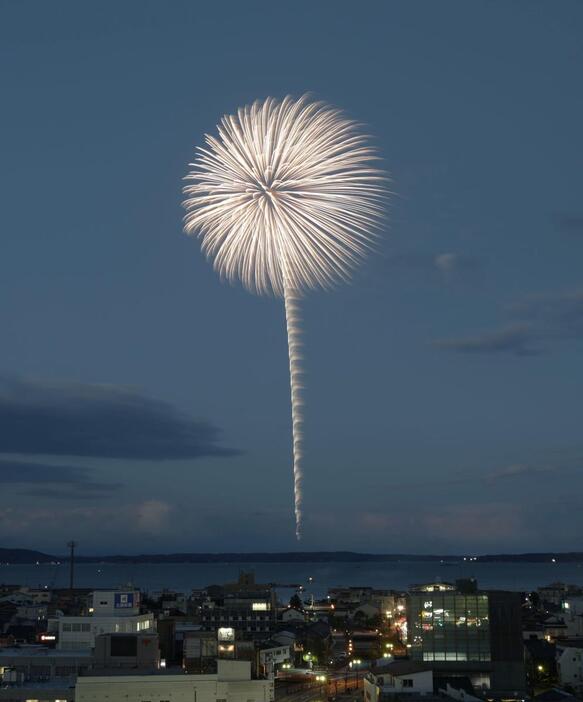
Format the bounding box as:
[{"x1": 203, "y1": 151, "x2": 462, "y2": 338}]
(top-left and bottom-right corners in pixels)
[
  {"x1": 252, "y1": 602, "x2": 268, "y2": 611},
  {"x1": 218, "y1": 627, "x2": 235, "y2": 642},
  {"x1": 114, "y1": 593, "x2": 137, "y2": 609}
]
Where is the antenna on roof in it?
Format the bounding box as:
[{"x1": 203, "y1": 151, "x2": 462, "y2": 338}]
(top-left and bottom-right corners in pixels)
[{"x1": 67, "y1": 541, "x2": 77, "y2": 592}]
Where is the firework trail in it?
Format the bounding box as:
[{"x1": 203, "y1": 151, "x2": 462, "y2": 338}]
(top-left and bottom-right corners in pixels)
[
  {"x1": 282, "y1": 262, "x2": 304, "y2": 540},
  {"x1": 183, "y1": 95, "x2": 385, "y2": 540}
]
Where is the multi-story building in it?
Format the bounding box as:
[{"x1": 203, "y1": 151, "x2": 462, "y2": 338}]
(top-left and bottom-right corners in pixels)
[
  {"x1": 556, "y1": 638, "x2": 583, "y2": 692},
  {"x1": 93, "y1": 632, "x2": 160, "y2": 670},
  {"x1": 49, "y1": 590, "x2": 155, "y2": 650},
  {"x1": 183, "y1": 630, "x2": 219, "y2": 672},
  {"x1": 407, "y1": 581, "x2": 525, "y2": 692},
  {"x1": 201, "y1": 573, "x2": 277, "y2": 641},
  {"x1": 328, "y1": 587, "x2": 373, "y2": 605}
]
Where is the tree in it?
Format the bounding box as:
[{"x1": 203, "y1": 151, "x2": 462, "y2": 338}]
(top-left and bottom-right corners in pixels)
[{"x1": 290, "y1": 594, "x2": 303, "y2": 610}]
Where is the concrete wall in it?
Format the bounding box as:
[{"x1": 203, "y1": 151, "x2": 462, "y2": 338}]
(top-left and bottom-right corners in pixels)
[
  {"x1": 76, "y1": 670, "x2": 273, "y2": 702},
  {"x1": 55, "y1": 614, "x2": 155, "y2": 650}
]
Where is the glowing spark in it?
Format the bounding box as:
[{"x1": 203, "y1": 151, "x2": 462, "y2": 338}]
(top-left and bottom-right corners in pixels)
[{"x1": 183, "y1": 95, "x2": 386, "y2": 539}]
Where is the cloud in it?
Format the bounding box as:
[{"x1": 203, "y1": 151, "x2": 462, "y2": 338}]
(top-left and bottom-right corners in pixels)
[
  {"x1": 135, "y1": 500, "x2": 173, "y2": 533},
  {"x1": 421, "y1": 503, "x2": 527, "y2": 544},
  {"x1": 485, "y1": 463, "x2": 558, "y2": 482},
  {"x1": 387, "y1": 251, "x2": 480, "y2": 280},
  {"x1": 0, "y1": 458, "x2": 120, "y2": 499},
  {"x1": 0, "y1": 499, "x2": 174, "y2": 539},
  {"x1": 379, "y1": 461, "x2": 562, "y2": 492},
  {"x1": 0, "y1": 376, "x2": 239, "y2": 460},
  {"x1": 433, "y1": 288, "x2": 583, "y2": 356},
  {"x1": 507, "y1": 290, "x2": 583, "y2": 339},
  {"x1": 432, "y1": 323, "x2": 537, "y2": 356},
  {"x1": 555, "y1": 213, "x2": 583, "y2": 235},
  {"x1": 355, "y1": 503, "x2": 527, "y2": 547}
]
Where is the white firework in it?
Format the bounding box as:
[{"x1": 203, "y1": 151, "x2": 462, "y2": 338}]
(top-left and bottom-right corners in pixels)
[{"x1": 183, "y1": 95, "x2": 385, "y2": 540}]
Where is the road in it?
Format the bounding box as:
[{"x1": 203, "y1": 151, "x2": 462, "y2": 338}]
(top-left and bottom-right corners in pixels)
[{"x1": 275, "y1": 671, "x2": 364, "y2": 702}]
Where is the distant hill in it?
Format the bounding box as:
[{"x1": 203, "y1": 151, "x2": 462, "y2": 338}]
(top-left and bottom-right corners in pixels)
[
  {"x1": 0, "y1": 548, "x2": 59, "y2": 564},
  {"x1": 1, "y1": 547, "x2": 583, "y2": 565}
]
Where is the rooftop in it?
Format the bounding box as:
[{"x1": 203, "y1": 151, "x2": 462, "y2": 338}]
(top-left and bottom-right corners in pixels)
[
  {"x1": 0, "y1": 646, "x2": 92, "y2": 658},
  {"x1": 374, "y1": 660, "x2": 430, "y2": 676}
]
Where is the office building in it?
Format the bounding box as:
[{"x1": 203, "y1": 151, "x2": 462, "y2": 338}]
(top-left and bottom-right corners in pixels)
[
  {"x1": 407, "y1": 581, "x2": 525, "y2": 692},
  {"x1": 49, "y1": 590, "x2": 154, "y2": 650}
]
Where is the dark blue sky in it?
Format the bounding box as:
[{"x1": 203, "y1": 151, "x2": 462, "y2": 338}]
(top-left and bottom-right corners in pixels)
[{"x1": 1, "y1": 0, "x2": 582, "y2": 555}]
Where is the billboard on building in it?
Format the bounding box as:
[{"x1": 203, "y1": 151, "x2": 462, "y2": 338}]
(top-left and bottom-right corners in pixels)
[
  {"x1": 114, "y1": 592, "x2": 138, "y2": 609},
  {"x1": 218, "y1": 627, "x2": 235, "y2": 642}
]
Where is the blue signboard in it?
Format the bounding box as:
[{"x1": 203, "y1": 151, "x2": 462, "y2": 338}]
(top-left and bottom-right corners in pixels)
[{"x1": 114, "y1": 592, "x2": 136, "y2": 609}]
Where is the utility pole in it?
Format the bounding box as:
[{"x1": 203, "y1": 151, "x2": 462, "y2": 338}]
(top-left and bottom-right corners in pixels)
[{"x1": 67, "y1": 541, "x2": 77, "y2": 592}]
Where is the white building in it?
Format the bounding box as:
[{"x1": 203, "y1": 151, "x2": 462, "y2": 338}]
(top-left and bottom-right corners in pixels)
[
  {"x1": 557, "y1": 640, "x2": 583, "y2": 691},
  {"x1": 90, "y1": 590, "x2": 141, "y2": 616},
  {"x1": 49, "y1": 590, "x2": 154, "y2": 650},
  {"x1": 364, "y1": 660, "x2": 433, "y2": 701},
  {"x1": 20, "y1": 587, "x2": 53, "y2": 605},
  {"x1": 76, "y1": 659, "x2": 274, "y2": 702},
  {"x1": 258, "y1": 643, "x2": 292, "y2": 676},
  {"x1": 562, "y1": 598, "x2": 583, "y2": 637},
  {"x1": 280, "y1": 607, "x2": 306, "y2": 623}
]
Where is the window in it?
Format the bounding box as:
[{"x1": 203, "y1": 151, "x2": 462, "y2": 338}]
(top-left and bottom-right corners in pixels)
[
  {"x1": 111, "y1": 635, "x2": 138, "y2": 657},
  {"x1": 402, "y1": 679, "x2": 413, "y2": 688},
  {"x1": 62, "y1": 623, "x2": 72, "y2": 632}
]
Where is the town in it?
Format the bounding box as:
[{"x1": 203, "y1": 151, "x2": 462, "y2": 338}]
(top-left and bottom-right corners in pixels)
[{"x1": 1, "y1": 571, "x2": 583, "y2": 702}]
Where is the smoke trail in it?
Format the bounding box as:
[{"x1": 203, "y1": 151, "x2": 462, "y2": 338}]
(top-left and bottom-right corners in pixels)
[
  {"x1": 283, "y1": 272, "x2": 304, "y2": 540},
  {"x1": 183, "y1": 95, "x2": 386, "y2": 538}
]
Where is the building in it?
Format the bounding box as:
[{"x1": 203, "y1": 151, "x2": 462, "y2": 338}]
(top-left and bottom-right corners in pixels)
[
  {"x1": 0, "y1": 676, "x2": 76, "y2": 701},
  {"x1": 183, "y1": 630, "x2": 219, "y2": 672},
  {"x1": 560, "y1": 597, "x2": 583, "y2": 637},
  {"x1": 329, "y1": 587, "x2": 374, "y2": 605},
  {"x1": 407, "y1": 582, "x2": 525, "y2": 692},
  {"x1": 280, "y1": 607, "x2": 306, "y2": 623},
  {"x1": 0, "y1": 647, "x2": 89, "y2": 702},
  {"x1": 201, "y1": 573, "x2": 277, "y2": 641},
  {"x1": 93, "y1": 632, "x2": 160, "y2": 670},
  {"x1": 0, "y1": 634, "x2": 160, "y2": 699},
  {"x1": 258, "y1": 642, "x2": 292, "y2": 677},
  {"x1": 538, "y1": 584, "x2": 570, "y2": 607},
  {"x1": 49, "y1": 590, "x2": 155, "y2": 650},
  {"x1": 0, "y1": 645, "x2": 92, "y2": 678},
  {"x1": 524, "y1": 638, "x2": 556, "y2": 690},
  {"x1": 76, "y1": 659, "x2": 274, "y2": 702},
  {"x1": 556, "y1": 638, "x2": 583, "y2": 692},
  {"x1": 364, "y1": 660, "x2": 433, "y2": 701}
]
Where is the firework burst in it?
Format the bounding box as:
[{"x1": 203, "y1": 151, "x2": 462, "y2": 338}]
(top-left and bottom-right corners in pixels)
[{"x1": 183, "y1": 95, "x2": 385, "y2": 539}]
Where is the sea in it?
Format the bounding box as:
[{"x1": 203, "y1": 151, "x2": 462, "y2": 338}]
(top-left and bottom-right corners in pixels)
[{"x1": 1, "y1": 560, "x2": 583, "y2": 598}]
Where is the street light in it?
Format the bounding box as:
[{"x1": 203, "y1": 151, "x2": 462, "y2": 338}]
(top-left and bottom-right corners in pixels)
[{"x1": 351, "y1": 659, "x2": 362, "y2": 689}]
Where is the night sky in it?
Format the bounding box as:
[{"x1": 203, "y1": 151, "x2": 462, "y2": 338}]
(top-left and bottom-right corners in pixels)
[{"x1": 1, "y1": 1, "x2": 582, "y2": 555}]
